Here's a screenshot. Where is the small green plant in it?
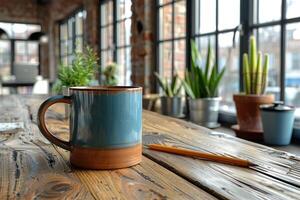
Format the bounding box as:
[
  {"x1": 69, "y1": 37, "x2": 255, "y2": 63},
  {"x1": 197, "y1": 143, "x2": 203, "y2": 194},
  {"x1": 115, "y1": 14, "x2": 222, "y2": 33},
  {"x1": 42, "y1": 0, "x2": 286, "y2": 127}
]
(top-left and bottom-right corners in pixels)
[
  {"x1": 102, "y1": 62, "x2": 118, "y2": 86},
  {"x1": 154, "y1": 72, "x2": 182, "y2": 97},
  {"x1": 53, "y1": 46, "x2": 98, "y2": 93},
  {"x1": 183, "y1": 40, "x2": 225, "y2": 99},
  {"x1": 243, "y1": 35, "x2": 269, "y2": 95}
]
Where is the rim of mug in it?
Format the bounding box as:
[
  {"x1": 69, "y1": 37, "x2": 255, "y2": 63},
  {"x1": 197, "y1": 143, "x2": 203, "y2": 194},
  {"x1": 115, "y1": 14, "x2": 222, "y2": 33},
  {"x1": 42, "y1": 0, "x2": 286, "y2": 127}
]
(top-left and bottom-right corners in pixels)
[{"x1": 69, "y1": 86, "x2": 142, "y2": 91}]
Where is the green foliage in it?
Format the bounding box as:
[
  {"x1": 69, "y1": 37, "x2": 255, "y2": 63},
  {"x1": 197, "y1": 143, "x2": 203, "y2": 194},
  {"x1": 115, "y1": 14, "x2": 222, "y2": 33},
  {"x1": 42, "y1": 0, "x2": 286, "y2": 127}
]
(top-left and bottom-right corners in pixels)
[
  {"x1": 154, "y1": 72, "x2": 183, "y2": 97},
  {"x1": 243, "y1": 35, "x2": 269, "y2": 95},
  {"x1": 102, "y1": 62, "x2": 118, "y2": 86},
  {"x1": 183, "y1": 40, "x2": 225, "y2": 99},
  {"x1": 53, "y1": 46, "x2": 98, "y2": 93}
]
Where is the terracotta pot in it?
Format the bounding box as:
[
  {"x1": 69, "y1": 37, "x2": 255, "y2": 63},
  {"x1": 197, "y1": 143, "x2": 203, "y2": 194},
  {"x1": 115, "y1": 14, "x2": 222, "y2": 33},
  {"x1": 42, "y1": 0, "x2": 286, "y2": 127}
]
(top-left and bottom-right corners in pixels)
[{"x1": 233, "y1": 94, "x2": 274, "y2": 132}]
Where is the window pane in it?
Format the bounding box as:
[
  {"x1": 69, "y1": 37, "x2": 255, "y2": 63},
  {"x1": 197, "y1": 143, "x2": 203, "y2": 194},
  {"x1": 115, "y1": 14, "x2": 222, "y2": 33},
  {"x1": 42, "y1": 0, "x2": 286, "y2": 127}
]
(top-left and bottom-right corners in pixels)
[
  {"x1": 12, "y1": 24, "x2": 27, "y2": 39},
  {"x1": 286, "y1": 0, "x2": 300, "y2": 19},
  {"x1": 68, "y1": 18, "x2": 74, "y2": 38},
  {"x1": 75, "y1": 13, "x2": 83, "y2": 35},
  {"x1": 101, "y1": 50, "x2": 114, "y2": 67},
  {"x1": 159, "y1": 0, "x2": 172, "y2": 5},
  {"x1": 101, "y1": 0, "x2": 113, "y2": 26},
  {"x1": 117, "y1": 0, "x2": 132, "y2": 20},
  {"x1": 101, "y1": 25, "x2": 113, "y2": 50},
  {"x1": 159, "y1": 5, "x2": 173, "y2": 40},
  {"x1": 196, "y1": 0, "x2": 216, "y2": 34},
  {"x1": 254, "y1": 0, "x2": 281, "y2": 24},
  {"x1": 27, "y1": 42, "x2": 39, "y2": 64},
  {"x1": 256, "y1": 26, "x2": 281, "y2": 100},
  {"x1": 60, "y1": 41, "x2": 67, "y2": 56},
  {"x1": 174, "y1": 0, "x2": 186, "y2": 38},
  {"x1": 159, "y1": 42, "x2": 172, "y2": 79},
  {"x1": 125, "y1": 47, "x2": 131, "y2": 85},
  {"x1": 174, "y1": 39, "x2": 185, "y2": 79},
  {"x1": 218, "y1": 32, "x2": 240, "y2": 103},
  {"x1": 15, "y1": 41, "x2": 39, "y2": 64},
  {"x1": 117, "y1": 19, "x2": 131, "y2": 47},
  {"x1": 0, "y1": 40, "x2": 11, "y2": 76},
  {"x1": 117, "y1": 48, "x2": 125, "y2": 85},
  {"x1": 117, "y1": 47, "x2": 131, "y2": 85},
  {"x1": 218, "y1": 0, "x2": 240, "y2": 30},
  {"x1": 75, "y1": 37, "x2": 83, "y2": 52},
  {"x1": 60, "y1": 23, "x2": 68, "y2": 40},
  {"x1": 195, "y1": 35, "x2": 216, "y2": 68},
  {"x1": 286, "y1": 23, "x2": 300, "y2": 107}
]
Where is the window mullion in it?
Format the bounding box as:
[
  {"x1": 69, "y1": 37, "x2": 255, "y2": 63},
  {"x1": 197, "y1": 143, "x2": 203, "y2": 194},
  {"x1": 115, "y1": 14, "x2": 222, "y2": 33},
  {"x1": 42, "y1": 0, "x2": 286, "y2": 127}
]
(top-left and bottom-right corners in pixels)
[
  {"x1": 280, "y1": 0, "x2": 287, "y2": 101},
  {"x1": 113, "y1": 0, "x2": 118, "y2": 63},
  {"x1": 216, "y1": 0, "x2": 219, "y2": 72},
  {"x1": 171, "y1": 1, "x2": 175, "y2": 76}
]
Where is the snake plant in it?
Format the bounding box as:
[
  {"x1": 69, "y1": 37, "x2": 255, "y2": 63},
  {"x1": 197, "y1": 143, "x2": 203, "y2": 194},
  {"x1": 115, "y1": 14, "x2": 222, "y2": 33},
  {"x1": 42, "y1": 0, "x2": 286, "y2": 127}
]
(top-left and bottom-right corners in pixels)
[
  {"x1": 154, "y1": 72, "x2": 183, "y2": 97},
  {"x1": 183, "y1": 40, "x2": 225, "y2": 99},
  {"x1": 243, "y1": 35, "x2": 269, "y2": 95}
]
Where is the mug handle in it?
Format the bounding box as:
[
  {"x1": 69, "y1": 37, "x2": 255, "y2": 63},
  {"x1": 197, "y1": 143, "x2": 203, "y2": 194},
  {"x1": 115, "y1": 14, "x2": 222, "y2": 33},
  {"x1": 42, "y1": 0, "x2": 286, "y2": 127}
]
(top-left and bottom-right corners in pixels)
[{"x1": 37, "y1": 95, "x2": 72, "y2": 151}]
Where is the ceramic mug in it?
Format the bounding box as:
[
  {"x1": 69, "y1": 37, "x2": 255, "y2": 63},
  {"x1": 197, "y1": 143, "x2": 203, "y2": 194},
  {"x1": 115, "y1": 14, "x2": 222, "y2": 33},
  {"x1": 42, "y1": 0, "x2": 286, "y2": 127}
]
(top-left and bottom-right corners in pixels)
[{"x1": 37, "y1": 86, "x2": 142, "y2": 169}]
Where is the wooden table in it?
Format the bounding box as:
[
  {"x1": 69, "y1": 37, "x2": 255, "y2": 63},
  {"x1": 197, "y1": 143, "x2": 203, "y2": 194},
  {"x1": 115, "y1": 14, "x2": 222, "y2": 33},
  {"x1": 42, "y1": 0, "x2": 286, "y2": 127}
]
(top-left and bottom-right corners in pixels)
[{"x1": 1, "y1": 95, "x2": 300, "y2": 199}]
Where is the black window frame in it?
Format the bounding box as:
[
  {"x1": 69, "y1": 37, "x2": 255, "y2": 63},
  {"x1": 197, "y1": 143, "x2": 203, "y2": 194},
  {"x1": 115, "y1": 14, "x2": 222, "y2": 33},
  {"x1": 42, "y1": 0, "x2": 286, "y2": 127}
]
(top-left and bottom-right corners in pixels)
[
  {"x1": 156, "y1": 0, "x2": 187, "y2": 83},
  {"x1": 156, "y1": 0, "x2": 300, "y2": 123},
  {"x1": 58, "y1": 8, "x2": 85, "y2": 66},
  {"x1": 99, "y1": 0, "x2": 132, "y2": 85}
]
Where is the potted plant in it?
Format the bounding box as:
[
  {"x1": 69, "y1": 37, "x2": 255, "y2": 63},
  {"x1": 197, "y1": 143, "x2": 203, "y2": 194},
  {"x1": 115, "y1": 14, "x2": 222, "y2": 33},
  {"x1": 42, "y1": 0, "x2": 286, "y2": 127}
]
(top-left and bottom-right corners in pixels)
[
  {"x1": 53, "y1": 46, "x2": 98, "y2": 94},
  {"x1": 102, "y1": 62, "x2": 118, "y2": 86},
  {"x1": 233, "y1": 35, "x2": 274, "y2": 140},
  {"x1": 52, "y1": 46, "x2": 98, "y2": 118},
  {"x1": 154, "y1": 72, "x2": 184, "y2": 118},
  {"x1": 183, "y1": 40, "x2": 225, "y2": 128}
]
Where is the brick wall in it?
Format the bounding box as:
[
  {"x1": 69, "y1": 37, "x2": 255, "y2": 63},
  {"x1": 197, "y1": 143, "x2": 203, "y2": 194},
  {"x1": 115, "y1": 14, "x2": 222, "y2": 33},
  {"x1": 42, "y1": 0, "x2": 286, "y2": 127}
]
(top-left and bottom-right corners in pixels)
[{"x1": 131, "y1": 0, "x2": 156, "y2": 94}]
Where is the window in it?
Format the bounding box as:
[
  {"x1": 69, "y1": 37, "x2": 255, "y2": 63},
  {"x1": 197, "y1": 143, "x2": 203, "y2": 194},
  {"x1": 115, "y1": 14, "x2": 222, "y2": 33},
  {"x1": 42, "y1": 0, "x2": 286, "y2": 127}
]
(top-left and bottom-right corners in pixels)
[
  {"x1": 251, "y1": 0, "x2": 300, "y2": 112},
  {"x1": 0, "y1": 40, "x2": 11, "y2": 77},
  {"x1": 156, "y1": 0, "x2": 300, "y2": 120},
  {"x1": 157, "y1": 0, "x2": 186, "y2": 80},
  {"x1": 100, "y1": 0, "x2": 132, "y2": 85},
  {"x1": 59, "y1": 9, "x2": 86, "y2": 66},
  {"x1": 194, "y1": 0, "x2": 240, "y2": 107},
  {"x1": 0, "y1": 22, "x2": 41, "y2": 78}
]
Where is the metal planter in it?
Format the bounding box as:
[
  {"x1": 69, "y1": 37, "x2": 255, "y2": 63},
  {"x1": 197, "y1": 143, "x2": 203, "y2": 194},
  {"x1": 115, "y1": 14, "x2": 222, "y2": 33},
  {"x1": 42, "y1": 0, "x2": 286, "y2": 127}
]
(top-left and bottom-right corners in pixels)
[
  {"x1": 189, "y1": 97, "x2": 221, "y2": 128},
  {"x1": 160, "y1": 96, "x2": 184, "y2": 118}
]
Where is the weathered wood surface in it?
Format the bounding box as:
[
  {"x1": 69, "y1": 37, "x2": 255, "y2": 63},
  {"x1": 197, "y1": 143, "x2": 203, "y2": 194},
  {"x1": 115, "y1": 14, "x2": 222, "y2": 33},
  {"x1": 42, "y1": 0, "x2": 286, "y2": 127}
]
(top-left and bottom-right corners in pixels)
[
  {"x1": 142, "y1": 112, "x2": 300, "y2": 200},
  {"x1": 0, "y1": 95, "x2": 92, "y2": 199},
  {"x1": 1, "y1": 95, "x2": 216, "y2": 199},
  {"x1": 20, "y1": 95, "x2": 300, "y2": 199}
]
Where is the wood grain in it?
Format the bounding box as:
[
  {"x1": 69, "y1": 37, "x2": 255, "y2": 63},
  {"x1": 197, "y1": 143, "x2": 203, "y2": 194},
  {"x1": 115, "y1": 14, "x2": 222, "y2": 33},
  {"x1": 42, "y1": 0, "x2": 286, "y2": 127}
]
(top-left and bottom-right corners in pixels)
[
  {"x1": 24, "y1": 95, "x2": 300, "y2": 200},
  {"x1": 22, "y1": 95, "x2": 216, "y2": 199},
  {"x1": 142, "y1": 111, "x2": 300, "y2": 199},
  {"x1": 0, "y1": 95, "x2": 93, "y2": 199}
]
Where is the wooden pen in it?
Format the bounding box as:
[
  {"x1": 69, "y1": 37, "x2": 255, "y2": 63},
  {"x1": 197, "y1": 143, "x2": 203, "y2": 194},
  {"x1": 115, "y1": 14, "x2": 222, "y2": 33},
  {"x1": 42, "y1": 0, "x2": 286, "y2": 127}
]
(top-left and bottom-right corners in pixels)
[{"x1": 147, "y1": 144, "x2": 256, "y2": 168}]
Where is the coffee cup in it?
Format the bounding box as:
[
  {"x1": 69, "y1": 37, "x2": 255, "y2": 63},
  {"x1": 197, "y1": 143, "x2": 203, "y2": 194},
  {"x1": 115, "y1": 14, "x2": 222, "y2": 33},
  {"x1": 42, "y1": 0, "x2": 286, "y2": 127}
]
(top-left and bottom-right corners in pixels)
[{"x1": 37, "y1": 86, "x2": 142, "y2": 169}]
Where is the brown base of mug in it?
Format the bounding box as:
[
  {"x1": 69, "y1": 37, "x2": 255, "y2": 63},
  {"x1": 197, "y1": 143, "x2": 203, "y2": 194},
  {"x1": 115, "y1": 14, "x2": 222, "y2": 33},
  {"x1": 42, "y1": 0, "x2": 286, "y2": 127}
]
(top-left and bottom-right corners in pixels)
[{"x1": 70, "y1": 143, "x2": 142, "y2": 170}]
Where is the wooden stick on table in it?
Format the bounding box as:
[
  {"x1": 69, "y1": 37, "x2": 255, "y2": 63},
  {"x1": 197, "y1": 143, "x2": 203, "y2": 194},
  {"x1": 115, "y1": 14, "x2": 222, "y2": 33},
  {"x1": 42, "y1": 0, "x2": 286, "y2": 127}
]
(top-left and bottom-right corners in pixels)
[{"x1": 147, "y1": 144, "x2": 256, "y2": 168}]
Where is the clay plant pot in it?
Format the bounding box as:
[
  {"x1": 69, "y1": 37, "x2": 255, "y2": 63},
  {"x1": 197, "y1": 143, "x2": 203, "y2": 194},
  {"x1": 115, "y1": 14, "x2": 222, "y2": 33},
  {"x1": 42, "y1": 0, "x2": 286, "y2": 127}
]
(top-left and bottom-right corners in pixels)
[{"x1": 233, "y1": 94, "x2": 274, "y2": 132}]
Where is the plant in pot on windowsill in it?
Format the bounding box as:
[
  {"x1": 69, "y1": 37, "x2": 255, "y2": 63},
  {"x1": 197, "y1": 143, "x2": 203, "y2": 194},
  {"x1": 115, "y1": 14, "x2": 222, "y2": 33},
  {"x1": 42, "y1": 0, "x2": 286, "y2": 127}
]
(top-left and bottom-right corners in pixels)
[
  {"x1": 154, "y1": 72, "x2": 184, "y2": 118},
  {"x1": 101, "y1": 62, "x2": 118, "y2": 86},
  {"x1": 232, "y1": 35, "x2": 274, "y2": 141},
  {"x1": 183, "y1": 40, "x2": 225, "y2": 128}
]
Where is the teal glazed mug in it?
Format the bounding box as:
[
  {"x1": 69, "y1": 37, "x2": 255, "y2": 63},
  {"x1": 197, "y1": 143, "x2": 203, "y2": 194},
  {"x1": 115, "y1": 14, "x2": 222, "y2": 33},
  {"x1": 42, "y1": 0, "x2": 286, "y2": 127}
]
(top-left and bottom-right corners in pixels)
[{"x1": 37, "y1": 86, "x2": 142, "y2": 169}]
